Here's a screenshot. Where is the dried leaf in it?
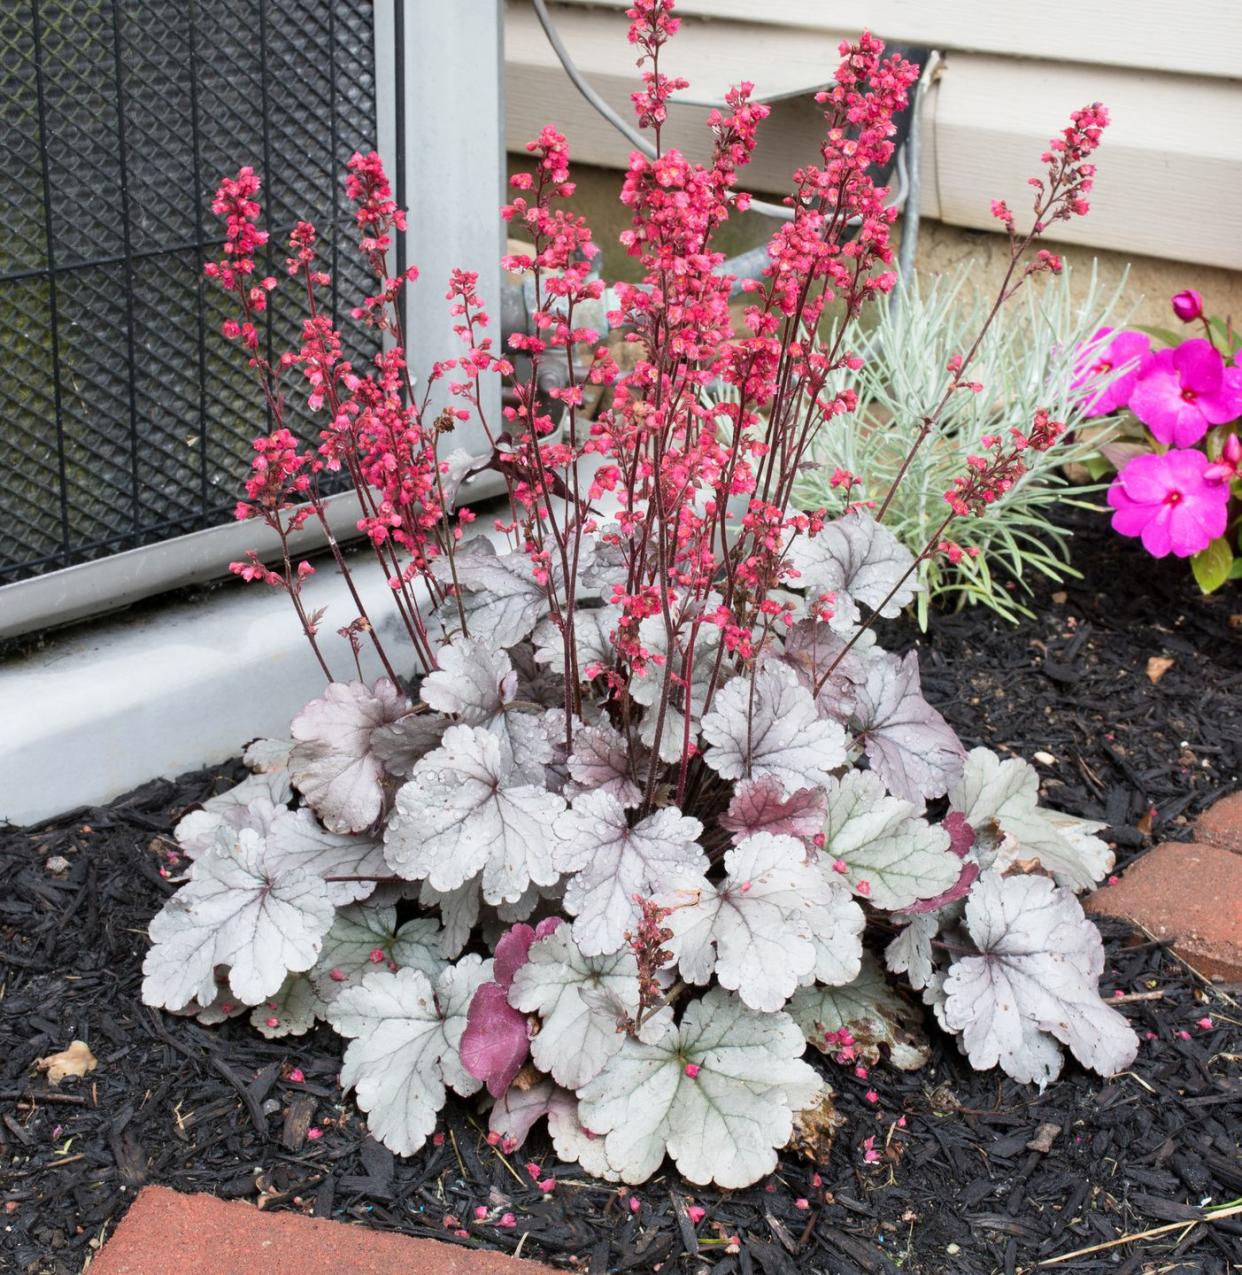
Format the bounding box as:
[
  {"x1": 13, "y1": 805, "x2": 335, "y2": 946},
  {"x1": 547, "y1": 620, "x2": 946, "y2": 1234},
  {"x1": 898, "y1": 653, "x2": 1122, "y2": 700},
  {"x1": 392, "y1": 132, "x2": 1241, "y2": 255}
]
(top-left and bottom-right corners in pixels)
[
  {"x1": 1145, "y1": 656, "x2": 1174, "y2": 684},
  {"x1": 36, "y1": 1040, "x2": 97, "y2": 1086}
]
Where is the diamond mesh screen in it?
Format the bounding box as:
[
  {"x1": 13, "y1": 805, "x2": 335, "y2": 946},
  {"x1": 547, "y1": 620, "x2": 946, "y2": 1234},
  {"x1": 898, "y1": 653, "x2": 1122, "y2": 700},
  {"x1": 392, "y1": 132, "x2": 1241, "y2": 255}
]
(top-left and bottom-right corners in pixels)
[{"x1": 0, "y1": 0, "x2": 379, "y2": 585}]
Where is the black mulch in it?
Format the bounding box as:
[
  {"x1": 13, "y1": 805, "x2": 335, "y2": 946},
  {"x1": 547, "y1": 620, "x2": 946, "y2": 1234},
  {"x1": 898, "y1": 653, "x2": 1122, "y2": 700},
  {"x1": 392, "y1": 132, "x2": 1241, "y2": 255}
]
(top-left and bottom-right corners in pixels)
[{"x1": 2, "y1": 512, "x2": 1241, "y2": 1275}]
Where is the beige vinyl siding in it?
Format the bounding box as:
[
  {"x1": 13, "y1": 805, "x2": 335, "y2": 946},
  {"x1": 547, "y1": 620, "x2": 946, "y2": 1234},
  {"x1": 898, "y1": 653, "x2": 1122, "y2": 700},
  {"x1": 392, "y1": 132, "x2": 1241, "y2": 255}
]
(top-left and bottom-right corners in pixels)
[
  {"x1": 505, "y1": 2, "x2": 1242, "y2": 270},
  {"x1": 548, "y1": 0, "x2": 1241, "y2": 80}
]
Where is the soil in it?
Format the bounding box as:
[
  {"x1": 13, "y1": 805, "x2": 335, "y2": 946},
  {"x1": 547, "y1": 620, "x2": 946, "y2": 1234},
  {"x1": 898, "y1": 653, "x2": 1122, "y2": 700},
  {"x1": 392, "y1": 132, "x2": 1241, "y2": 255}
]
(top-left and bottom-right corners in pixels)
[{"x1": 3, "y1": 510, "x2": 1241, "y2": 1275}]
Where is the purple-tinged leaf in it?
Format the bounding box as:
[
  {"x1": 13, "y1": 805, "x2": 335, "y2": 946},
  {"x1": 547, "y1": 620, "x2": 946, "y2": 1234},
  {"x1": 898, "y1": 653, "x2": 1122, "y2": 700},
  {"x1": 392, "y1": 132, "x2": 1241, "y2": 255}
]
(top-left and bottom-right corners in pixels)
[
  {"x1": 944, "y1": 811, "x2": 976, "y2": 858},
  {"x1": 290, "y1": 679, "x2": 409, "y2": 833},
  {"x1": 943, "y1": 870, "x2": 1139, "y2": 1086},
  {"x1": 493, "y1": 917, "x2": 563, "y2": 988},
  {"x1": 719, "y1": 776, "x2": 826, "y2": 845},
  {"x1": 853, "y1": 652, "x2": 965, "y2": 803},
  {"x1": 460, "y1": 981, "x2": 531, "y2": 1099}
]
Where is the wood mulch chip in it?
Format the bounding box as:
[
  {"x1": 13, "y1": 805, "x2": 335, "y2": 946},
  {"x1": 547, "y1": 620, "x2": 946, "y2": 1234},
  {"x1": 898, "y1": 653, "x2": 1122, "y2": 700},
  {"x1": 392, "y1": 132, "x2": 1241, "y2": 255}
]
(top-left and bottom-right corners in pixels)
[{"x1": 2, "y1": 511, "x2": 1240, "y2": 1274}]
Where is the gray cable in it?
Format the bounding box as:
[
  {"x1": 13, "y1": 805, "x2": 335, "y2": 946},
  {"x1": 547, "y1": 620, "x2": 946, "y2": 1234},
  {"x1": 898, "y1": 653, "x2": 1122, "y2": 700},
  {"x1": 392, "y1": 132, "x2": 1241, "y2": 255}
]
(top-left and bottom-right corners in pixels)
[{"x1": 896, "y1": 50, "x2": 942, "y2": 290}]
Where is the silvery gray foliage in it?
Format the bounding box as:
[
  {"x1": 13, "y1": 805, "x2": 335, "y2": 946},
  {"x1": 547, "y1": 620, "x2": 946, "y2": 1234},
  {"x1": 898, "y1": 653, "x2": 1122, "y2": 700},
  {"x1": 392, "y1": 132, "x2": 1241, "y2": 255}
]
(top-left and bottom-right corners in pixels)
[{"x1": 143, "y1": 507, "x2": 1134, "y2": 1187}]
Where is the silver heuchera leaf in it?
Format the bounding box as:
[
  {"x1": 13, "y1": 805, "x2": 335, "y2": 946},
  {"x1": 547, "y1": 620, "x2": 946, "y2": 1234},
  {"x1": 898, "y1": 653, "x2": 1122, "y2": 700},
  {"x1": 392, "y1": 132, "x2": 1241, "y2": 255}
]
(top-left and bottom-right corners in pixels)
[
  {"x1": 789, "y1": 953, "x2": 929, "y2": 1070},
  {"x1": 242, "y1": 737, "x2": 294, "y2": 773},
  {"x1": 853, "y1": 652, "x2": 965, "y2": 804},
  {"x1": 508, "y1": 928, "x2": 643, "y2": 1090},
  {"x1": 719, "y1": 776, "x2": 825, "y2": 845},
  {"x1": 419, "y1": 880, "x2": 480, "y2": 958},
  {"x1": 547, "y1": 1090, "x2": 622, "y2": 1181},
  {"x1": 942, "y1": 870, "x2": 1138, "y2": 1086},
  {"x1": 384, "y1": 724, "x2": 565, "y2": 905},
  {"x1": 821, "y1": 770, "x2": 960, "y2": 910},
  {"x1": 553, "y1": 789, "x2": 706, "y2": 957},
  {"x1": 264, "y1": 807, "x2": 387, "y2": 905},
  {"x1": 312, "y1": 903, "x2": 445, "y2": 998},
  {"x1": 565, "y1": 722, "x2": 643, "y2": 807},
  {"x1": 806, "y1": 881, "x2": 866, "y2": 988},
  {"x1": 779, "y1": 619, "x2": 868, "y2": 722},
  {"x1": 434, "y1": 539, "x2": 546, "y2": 648},
  {"x1": 884, "y1": 912, "x2": 941, "y2": 991},
  {"x1": 949, "y1": 747, "x2": 1113, "y2": 891},
  {"x1": 420, "y1": 637, "x2": 514, "y2": 724},
  {"x1": 533, "y1": 605, "x2": 621, "y2": 678},
  {"x1": 576, "y1": 986, "x2": 823, "y2": 1188},
  {"x1": 327, "y1": 956, "x2": 491, "y2": 1156},
  {"x1": 701, "y1": 662, "x2": 847, "y2": 795},
  {"x1": 786, "y1": 511, "x2": 917, "y2": 630},
  {"x1": 370, "y1": 713, "x2": 447, "y2": 779},
  {"x1": 290, "y1": 679, "x2": 409, "y2": 833},
  {"x1": 630, "y1": 615, "x2": 722, "y2": 763},
  {"x1": 142, "y1": 827, "x2": 334, "y2": 1011},
  {"x1": 658, "y1": 833, "x2": 827, "y2": 1012},
  {"x1": 438, "y1": 446, "x2": 492, "y2": 508},
  {"x1": 174, "y1": 772, "x2": 288, "y2": 858},
  {"x1": 250, "y1": 973, "x2": 325, "y2": 1039}
]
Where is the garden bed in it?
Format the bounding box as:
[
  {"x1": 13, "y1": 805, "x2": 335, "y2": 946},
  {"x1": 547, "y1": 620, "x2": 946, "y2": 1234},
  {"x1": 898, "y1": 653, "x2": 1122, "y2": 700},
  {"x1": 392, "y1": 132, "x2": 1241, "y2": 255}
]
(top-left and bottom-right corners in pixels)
[{"x1": 2, "y1": 510, "x2": 1240, "y2": 1275}]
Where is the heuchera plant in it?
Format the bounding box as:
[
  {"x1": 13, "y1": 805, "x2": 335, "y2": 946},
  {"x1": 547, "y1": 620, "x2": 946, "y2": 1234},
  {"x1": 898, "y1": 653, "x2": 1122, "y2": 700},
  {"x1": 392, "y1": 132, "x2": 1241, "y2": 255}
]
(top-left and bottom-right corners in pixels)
[
  {"x1": 1073, "y1": 291, "x2": 1242, "y2": 591},
  {"x1": 142, "y1": 3, "x2": 1137, "y2": 1188}
]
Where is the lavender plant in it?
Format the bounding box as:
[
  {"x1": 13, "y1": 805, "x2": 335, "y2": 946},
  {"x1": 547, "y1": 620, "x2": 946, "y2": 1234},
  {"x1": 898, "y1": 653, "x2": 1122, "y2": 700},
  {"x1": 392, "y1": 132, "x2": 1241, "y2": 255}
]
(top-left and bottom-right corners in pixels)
[{"x1": 141, "y1": 4, "x2": 1136, "y2": 1189}]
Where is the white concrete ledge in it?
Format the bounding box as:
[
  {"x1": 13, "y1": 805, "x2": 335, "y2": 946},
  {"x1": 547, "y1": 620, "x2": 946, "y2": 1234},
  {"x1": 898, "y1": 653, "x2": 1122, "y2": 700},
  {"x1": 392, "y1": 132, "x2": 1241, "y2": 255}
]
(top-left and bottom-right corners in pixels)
[{"x1": 0, "y1": 546, "x2": 418, "y2": 826}]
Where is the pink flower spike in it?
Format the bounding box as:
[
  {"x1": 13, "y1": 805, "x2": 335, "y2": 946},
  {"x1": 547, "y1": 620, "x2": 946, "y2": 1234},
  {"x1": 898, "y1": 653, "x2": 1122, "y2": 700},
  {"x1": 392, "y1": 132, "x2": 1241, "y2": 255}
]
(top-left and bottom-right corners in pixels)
[
  {"x1": 539, "y1": 1178, "x2": 556, "y2": 1194},
  {"x1": 525, "y1": 1160, "x2": 542, "y2": 1182},
  {"x1": 1176, "y1": 1029, "x2": 1191, "y2": 1040},
  {"x1": 265, "y1": 1016, "x2": 279, "y2": 1028},
  {"x1": 832, "y1": 858, "x2": 848, "y2": 874},
  {"x1": 687, "y1": 1205, "x2": 706, "y2": 1225},
  {"x1": 498, "y1": 1213, "x2": 517, "y2": 1229},
  {"x1": 865, "y1": 1089, "x2": 879, "y2": 1104},
  {"x1": 795, "y1": 1198, "x2": 810, "y2": 1210},
  {"x1": 1197, "y1": 1017, "x2": 1213, "y2": 1030},
  {"x1": 306, "y1": 1127, "x2": 323, "y2": 1141},
  {"x1": 1107, "y1": 449, "x2": 1229, "y2": 558},
  {"x1": 474, "y1": 1206, "x2": 488, "y2": 1220},
  {"x1": 368, "y1": 947, "x2": 386, "y2": 963},
  {"x1": 855, "y1": 880, "x2": 871, "y2": 897},
  {"x1": 854, "y1": 1065, "x2": 868, "y2": 1080},
  {"x1": 684, "y1": 1062, "x2": 701, "y2": 1079}
]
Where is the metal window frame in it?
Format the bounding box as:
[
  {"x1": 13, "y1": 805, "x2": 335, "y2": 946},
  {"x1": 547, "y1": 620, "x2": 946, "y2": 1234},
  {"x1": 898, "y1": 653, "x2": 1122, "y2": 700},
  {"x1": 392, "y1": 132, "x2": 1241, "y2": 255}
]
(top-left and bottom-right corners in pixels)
[{"x1": 1, "y1": 0, "x2": 507, "y2": 642}]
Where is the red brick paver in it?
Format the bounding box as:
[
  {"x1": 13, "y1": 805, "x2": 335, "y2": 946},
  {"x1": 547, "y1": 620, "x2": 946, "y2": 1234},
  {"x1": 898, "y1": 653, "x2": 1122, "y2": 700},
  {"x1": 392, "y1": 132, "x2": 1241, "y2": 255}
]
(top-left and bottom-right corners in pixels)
[
  {"x1": 1194, "y1": 791, "x2": 1242, "y2": 855},
  {"x1": 1086, "y1": 840, "x2": 1242, "y2": 982},
  {"x1": 91, "y1": 1185, "x2": 557, "y2": 1275}
]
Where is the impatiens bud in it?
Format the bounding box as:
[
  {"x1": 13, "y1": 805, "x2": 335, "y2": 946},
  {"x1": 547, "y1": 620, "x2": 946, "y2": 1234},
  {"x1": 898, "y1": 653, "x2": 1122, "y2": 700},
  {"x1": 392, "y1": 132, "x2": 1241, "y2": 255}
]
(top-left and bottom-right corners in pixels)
[{"x1": 1170, "y1": 289, "x2": 1204, "y2": 323}]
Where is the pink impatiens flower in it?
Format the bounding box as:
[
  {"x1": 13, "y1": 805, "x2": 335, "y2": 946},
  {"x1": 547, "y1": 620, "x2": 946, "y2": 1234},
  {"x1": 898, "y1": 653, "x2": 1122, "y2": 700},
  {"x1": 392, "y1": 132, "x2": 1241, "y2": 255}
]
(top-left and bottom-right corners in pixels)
[
  {"x1": 1128, "y1": 339, "x2": 1242, "y2": 447},
  {"x1": 1107, "y1": 449, "x2": 1229, "y2": 558},
  {"x1": 1073, "y1": 328, "x2": 1151, "y2": 418}
]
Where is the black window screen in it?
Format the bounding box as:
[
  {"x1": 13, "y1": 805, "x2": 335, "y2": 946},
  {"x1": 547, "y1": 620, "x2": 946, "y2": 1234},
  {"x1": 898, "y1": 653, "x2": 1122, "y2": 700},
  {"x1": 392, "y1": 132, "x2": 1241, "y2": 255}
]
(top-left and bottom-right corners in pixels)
[{"x1": 0, "y1": 1, "x2": 379, "y2": 585}]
